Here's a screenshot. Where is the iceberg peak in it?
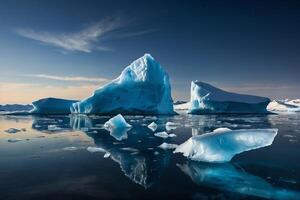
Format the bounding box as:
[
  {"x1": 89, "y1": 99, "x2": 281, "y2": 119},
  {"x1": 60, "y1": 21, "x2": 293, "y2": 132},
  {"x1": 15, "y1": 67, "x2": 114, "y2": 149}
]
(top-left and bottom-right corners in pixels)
[{"x1": 72, "y1": 54, "x2": 175, "y2": 115}]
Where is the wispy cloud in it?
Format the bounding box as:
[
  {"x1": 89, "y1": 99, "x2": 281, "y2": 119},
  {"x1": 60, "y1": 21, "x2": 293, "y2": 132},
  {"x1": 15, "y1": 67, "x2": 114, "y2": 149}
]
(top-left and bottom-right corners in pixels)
[
  {"x1": 24, "y1": 74, "x2": 110, "y2": 83},
  {"x1": 15, "y1": 17, "x2": 154, "y2": 53}
]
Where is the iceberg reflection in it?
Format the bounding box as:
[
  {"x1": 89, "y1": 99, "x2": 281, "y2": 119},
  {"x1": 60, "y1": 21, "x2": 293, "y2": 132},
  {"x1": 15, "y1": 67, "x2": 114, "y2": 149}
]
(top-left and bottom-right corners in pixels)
[{"x1": 178, "y1": 161, "x2": 300, "y2": 199}]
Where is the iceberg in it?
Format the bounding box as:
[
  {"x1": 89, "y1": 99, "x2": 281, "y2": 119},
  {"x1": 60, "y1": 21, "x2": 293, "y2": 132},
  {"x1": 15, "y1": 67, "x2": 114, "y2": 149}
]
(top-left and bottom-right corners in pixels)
[
  {"x1": 71, "y1": 54, "x2": 175, "y2": 115},
  {"x1": 30, "y1": 97, "x2": 78, "y2": 114},
  {"x1": 267, "y1": 100, "x2": 300, "y2": 113},
  {"x1": 189, "y1": 81, "x2": 270, "y2": 114},
  {"x1": 174, "y1": 128, "x2": 278, "y2": 162}
]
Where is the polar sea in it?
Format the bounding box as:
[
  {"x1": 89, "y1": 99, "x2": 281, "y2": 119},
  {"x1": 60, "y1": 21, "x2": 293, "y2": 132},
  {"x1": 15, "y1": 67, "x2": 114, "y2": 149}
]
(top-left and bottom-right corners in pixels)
[{"x1": 0, "y1": 112, "x2": 300, "y2": 200}]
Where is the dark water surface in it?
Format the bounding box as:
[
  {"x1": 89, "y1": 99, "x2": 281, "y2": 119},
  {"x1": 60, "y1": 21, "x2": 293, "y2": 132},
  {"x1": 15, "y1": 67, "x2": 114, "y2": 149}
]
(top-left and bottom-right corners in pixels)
[{"x1": 0, "y1": 113, "x2": 300, "y2": 200}]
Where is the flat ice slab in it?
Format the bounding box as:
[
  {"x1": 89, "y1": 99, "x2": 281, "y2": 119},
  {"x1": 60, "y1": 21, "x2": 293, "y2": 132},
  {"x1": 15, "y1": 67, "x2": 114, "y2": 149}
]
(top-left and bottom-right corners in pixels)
[
  {"x1": 189, "y1": 81, "x2": 270, "y2": 114},
  {"x1": 71, "y1": 54, "x2": 175, "y2": 115},
  {"x1": 174, "y1": 128, "x2": 278, "y2": 163}
]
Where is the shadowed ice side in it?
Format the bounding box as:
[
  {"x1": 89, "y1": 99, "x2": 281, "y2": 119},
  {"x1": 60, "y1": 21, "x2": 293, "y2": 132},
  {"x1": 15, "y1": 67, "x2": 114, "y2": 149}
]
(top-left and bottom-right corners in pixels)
[{"x1": 178, "y1": 161, "x2": 300, "y2": 200}]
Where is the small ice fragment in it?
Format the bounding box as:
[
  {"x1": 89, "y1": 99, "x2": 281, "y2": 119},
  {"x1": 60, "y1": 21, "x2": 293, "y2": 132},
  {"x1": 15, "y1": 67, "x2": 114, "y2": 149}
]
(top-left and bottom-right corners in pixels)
[
  {"x1": 104, "y1": 152, "x2": 111, "y2": 158},
  {"x1": 154, "y1": 131, "x2": 170, "y2": 138},
  {"x1": 154, "y1": 131, "x2": 176, "y2": 138},
  {"x1": 166, "y1": 122, "x2": 178, "y2": 131},
  {"x1": 63, "y1": 147, "x2": 78, "y2": 151},
  {"x1": 87, "y1": 146, "x2": 106, "y2": 153},
  {"x1": 168, "y1": 133, "x2": 177, "y2": 137},
  {"x1": 104, "y1": 114, "x2": 132, "y2": 129},
  {"x1": 7, "y1": 138, "x2": 22, "y2": 142},
  {"x1": 174, "y1": 128, "x2": 278, "y2": 163},
  {"x1": 158, "y1": 142, "x2": 178, "y2": 149},
  {"x1": 147, "y1": 122, "x2": 158, "y2": 131},
  {"x1": 48, "y1": 125, "x2": 62, "y2": 131},
  {"x1": 154, "y1": 151, "x2": 160, "y2": 155},
  {"x1": 5, "y1": 128, "x2": 21, "y2": 134}
]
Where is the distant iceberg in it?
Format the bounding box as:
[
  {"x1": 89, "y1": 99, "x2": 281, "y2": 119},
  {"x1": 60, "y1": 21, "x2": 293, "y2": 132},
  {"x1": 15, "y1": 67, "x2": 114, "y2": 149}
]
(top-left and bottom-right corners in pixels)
[
  {"x1": 71, "y1": 54, "x2": 175, "y2": 115},
  {"x1": 30, "y1": 97, "x2": 78, "y2": 114},
  {"x1": 189, "y1": 81, "x2": 270, "y2": 114},
  {"x1": 267, "y1": 100, "x2": 300, "y2": 113},
  {"x1": 174, "y1": 128, "x2": 278, "y2": 162}
]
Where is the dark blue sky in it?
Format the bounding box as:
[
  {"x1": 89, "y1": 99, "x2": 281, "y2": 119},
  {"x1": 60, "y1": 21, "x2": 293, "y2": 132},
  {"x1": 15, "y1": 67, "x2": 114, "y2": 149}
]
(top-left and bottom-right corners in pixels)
[{"x1": 0, "y1": 0, "x2": 299, "y2": 103}]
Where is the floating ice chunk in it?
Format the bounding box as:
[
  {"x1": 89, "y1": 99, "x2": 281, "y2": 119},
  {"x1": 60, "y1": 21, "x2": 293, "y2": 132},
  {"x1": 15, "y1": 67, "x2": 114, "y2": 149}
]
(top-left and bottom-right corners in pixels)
[
  {"x1": 7, "y1": 138, "x2": 22, "y2": 143},
  {"x1": 87, "y1": 146, "x2": 106, "y2": 153},
  {"x1": 63, "y1": 146, "x2": 78, "y2": 151},
  {"x1": 104, "y1": 114, "x2": 132, "y2": 129},
  {"x1": 174, "y1": 128, "x2": 278, "y2": 163},
  {"x1": 165, "y1": 121, "x2": 179, "y2": 131},
  {"x1": 158, "y1": 142, "x2": 178, "y2": 149},
  {"x1": 5, "y1": 128, "x2": 21, "y2": 134},
  {"x1": 147, "y1": 122, "x2": 158, "y2": 131},
  {"x1": 30, "y1": 97, "x2": 78, "y2": 114},
  {"x1": 104, "y1": 152, "x2": 111, "y2": 158},
  {"x1": 154, "y1": 131, "x2": 176, "y2": 138},
  {"x1": 71, "y1": 54, "x2": 175, "y2": 115},
  {"x1": 189, "y1": 81, "x2": 270, "y2": 114},
  {"x1": 47, "y1": 125, "x2": 62, "y2": 131}
]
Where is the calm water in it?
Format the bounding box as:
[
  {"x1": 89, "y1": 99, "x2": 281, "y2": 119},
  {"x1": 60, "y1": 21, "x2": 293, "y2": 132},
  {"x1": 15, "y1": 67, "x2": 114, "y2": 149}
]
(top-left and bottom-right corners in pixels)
[{"x1": 0, "y1": 113, "x2": 300, "y2": 200}]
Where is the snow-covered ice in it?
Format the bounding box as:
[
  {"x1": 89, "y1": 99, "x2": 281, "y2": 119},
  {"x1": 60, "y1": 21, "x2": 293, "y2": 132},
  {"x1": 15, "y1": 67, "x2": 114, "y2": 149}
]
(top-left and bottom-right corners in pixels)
[
  {"x1": 104, "y1": 114, "x2": 132, "y2": 129},
  {"x1": 154, "y1": 131, "x2": 176, "y2": 138},
  {"x1": 30, "y1": 97, "x2": 78, "y2": 114},
  {"x1": 147, "y1": 122, "x2": 158, "y2": 131},
  {"x1": 189, "y1": 81, "x2": 270, "y2": 114},
  {"x1": 71, "y1": 54, "x2": 175, "y2": 115},
  {"x1": 158, "y1": 142, "x2": 178, "y2": 149},
  {"x1": 267, "y1": 100, "x2": 300, "y2": 113},
  {"x1": 174, "y1": 128, "x2": 278, "y2": 162}
]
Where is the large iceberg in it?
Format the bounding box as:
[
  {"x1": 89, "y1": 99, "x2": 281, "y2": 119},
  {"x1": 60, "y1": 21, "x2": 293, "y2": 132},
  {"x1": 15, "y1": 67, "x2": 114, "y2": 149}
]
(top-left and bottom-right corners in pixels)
[
  {"x1": 71, "y1": 54, "x2": 175, "y2": 115},
  {"x1": 174, "y1": 128, "x2": 278, "y2": 162},
  {"x1": 189, "y1": 81, "x2": 270, "y2": 114},
  {"x1": 30, "y1": 97, "x2": 78, "y2": 114}
]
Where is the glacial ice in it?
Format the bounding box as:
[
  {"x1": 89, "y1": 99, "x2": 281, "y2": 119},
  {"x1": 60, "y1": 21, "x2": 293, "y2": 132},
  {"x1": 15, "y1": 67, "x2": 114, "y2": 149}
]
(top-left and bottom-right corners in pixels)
[
  {"x1": 267, "y1": 100, "x2": 300, "y2": 113},
  {"x1": 104, "y1": 114, "x2": 131, "y2": 141},
  {"x1": 30, "y1": 97, "x2": 78, "y2": 114},
  {"x1": 165, "y1": 121, "x2": 179, "y2": 131},
  {"x1": 147, "y1": 122, "x2": 158, "y2": 131},
  {"x1": 189, "y1": 81, "x2": 270, "y2": 114},
  {"x1": 154, "y1": 131, "x2": 176, "y2": 138},
  {"x1": 71, "y1": 54, "x2": 175, "y2": 115},
  {"x1": 158, "y1": 142, "x2": 178, "y2": 150},
  {"x1": 87, "y1": 146, "x2": 106, "y2": 153},
  {"x1": 104, "y1": 114, "x2": 132, "y2": 129},
  {"x1": 174, "y1": 128, "x2": 278, "y2": 162}
]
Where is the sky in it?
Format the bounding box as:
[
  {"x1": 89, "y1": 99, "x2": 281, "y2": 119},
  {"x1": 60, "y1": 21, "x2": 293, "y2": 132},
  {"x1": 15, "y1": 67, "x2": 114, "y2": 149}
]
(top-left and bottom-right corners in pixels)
[{"x1": 0, "y1": 0, "x2": 300, "y2": 104}]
